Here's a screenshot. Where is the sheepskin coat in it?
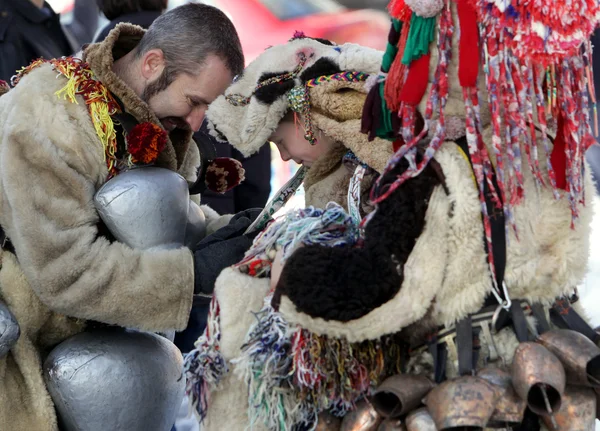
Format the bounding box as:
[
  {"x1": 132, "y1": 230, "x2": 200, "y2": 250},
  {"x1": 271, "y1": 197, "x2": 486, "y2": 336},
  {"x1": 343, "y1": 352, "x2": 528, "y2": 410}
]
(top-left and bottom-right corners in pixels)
[
  {"x1": 196, "y1": 8, "x2": 594, "y2": 430},
  {"x1": 0, "y1": 24, "x2": 224, "y2": 431}
]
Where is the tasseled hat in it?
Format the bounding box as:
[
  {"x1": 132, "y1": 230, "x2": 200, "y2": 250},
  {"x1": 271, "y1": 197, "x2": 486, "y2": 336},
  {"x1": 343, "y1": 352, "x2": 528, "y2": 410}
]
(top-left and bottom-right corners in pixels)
[
  {"x1": 362, "y1": 0, "x2": 600, "y2": 289},
  {"x1": 206, "y1": 35, "x2": 392, "y2": 173}
]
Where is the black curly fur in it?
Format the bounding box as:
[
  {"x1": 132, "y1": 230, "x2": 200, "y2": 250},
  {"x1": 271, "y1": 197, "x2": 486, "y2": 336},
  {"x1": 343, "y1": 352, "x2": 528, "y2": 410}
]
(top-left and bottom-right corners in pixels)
[
  {"x1": 300, "y1": 57, "x2": 341, "y2": 82},
  {"x1": 274, "y1": 153, "x2": 441, "y2": 322},
  {"x1": 254, "y1": 71, "x2": 296, "y2": 104}
]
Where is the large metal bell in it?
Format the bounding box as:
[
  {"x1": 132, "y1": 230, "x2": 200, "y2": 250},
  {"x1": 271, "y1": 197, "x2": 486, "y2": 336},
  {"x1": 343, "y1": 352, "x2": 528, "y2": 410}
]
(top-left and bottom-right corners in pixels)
[
  {"x1": 315, "y1": 411, "x2": 342, "y2": 431},
  {"x1": 378, "y1": 418, "x2": 406, "y2": 431},
  {"x1": 476, "y1": 367, "x2": 527, "y2": 427},
  {"x1": 511, "y1": 342, "x2": 566, "y2": 417},
  {"x1": 0, "y1": 300, "x2": 20, "y2": 358},
  {"x1": 341, "y1": 400, "x2": 383, "y2": 431},
  {"x1": 424, "y1": 376, "x2": 498, "y2": 430},
  {"x1": 43, "y1": 327, "x2": 185, "y2": 431},
  {"x1": 405, "y1": 408, "x2": 437, "y2": 431},
  {"x1": 371, "y1": 374, "x2": 434, "y2": 419},
  {"x1": 538, "y1": 329, "x2": 600, "y2": 387},
  {"x1": 541, "y1": 386, "x2": 597, "y2": 431}
]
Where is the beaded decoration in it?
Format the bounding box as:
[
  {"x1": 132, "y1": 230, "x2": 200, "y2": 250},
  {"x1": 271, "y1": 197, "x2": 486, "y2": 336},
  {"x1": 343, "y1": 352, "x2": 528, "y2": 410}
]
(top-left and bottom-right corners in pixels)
[{"x1": 226, "y1": 53, "x2": 370, "y2": 146}]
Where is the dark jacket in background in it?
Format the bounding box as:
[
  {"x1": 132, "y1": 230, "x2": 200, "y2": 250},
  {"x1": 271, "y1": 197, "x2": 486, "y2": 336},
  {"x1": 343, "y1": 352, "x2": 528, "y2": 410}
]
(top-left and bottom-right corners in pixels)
[
  {"x1": 0, "y1": 0, "x2": 74, "y2": 82},
  {"x1": 590, "y1": 29, "x2": 600, "y2": 195},
  {"x1": 94, "y1": 10, "x2": 161, "y2": 42}
]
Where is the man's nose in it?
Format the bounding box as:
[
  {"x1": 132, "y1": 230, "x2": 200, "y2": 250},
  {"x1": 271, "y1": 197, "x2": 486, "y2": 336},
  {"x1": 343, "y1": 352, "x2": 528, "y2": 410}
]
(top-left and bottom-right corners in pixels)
[{"x1": 186, "y1": 109, "x2": 206, "y2": 132}]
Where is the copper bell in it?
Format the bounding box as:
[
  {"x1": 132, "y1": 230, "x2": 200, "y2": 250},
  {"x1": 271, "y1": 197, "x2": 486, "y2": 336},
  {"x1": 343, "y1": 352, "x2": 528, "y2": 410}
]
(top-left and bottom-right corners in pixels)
[
  {"x1": 377, "y1": 418, "x2": 406, "y2": 431},
  {"x1": 341, "y1": 400, "x2": 383, "y2": 431},
  {"x1": 538, "y1": 329, "x2": 600, "y2": 387},
  {"x1": 371, "y1": 375, "x2": 435, "y2": 419},
  {"x1": 511, "y1": 342, "x2": 566, "y2": 417},
  {"x1": 315, "y1": 411, "x2": 342, "y2": 431},
  {"x1": 405, "y1": 408, "x2": 437, "y2": 431},
  {"x1": 540, "y1": 386, "x2": 597, "y2": 431},
  {"x1": 424, "y1": 376, "x2": 498, "y2": 430},
  {"x1": 476, "y1": 367, "x2": 527, "y2": 427}
]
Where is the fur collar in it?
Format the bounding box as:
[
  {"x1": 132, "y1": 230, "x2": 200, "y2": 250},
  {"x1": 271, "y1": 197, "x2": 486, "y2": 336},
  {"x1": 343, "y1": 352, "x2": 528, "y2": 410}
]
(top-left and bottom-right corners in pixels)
[
  {"x1": 303, "y1": 142, "x2": 348, "y2": 192},
  {"x1": 83, "y1": 23, "x2": 191, "y2": 171}
]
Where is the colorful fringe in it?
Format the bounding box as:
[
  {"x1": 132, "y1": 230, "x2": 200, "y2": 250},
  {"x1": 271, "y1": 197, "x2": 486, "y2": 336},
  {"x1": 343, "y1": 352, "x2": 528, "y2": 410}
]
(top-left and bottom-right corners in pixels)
[
  {"x1": 184, "y1": 296, "x2": 227, "y2": 422},
  {"x1": 232, "y1": 296, "x2": 404, "y2": 430},
  {"x1": 12, "y1": 57, "x2": 122, "y2": 178}
]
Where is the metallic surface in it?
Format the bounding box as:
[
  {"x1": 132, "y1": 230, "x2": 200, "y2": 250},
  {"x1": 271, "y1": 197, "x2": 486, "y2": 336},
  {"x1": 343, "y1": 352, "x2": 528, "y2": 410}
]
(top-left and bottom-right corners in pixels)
[
  {"x1": 315, "y1": 411, "x2": 343, "y2": 431},
  {"x1": 185, "y1": 200, "x2": 207, "y2": 249},
  {"x1": 424, "y1": 376, "x2": 498, "y2": 430},
  {"x1": 377, "y1": 418, "x2": 406, "y2": 431},
  {"x1": 371, "y1": 374, "x2": 435, "y2": 418},
  {"x1": 511, "y1": 342, "x2": 566, "y2": 417},
  {"x1": 405, "y1": 408, "x2": 437, "y2": 431},
  {"x1": 44, "y1": 327, "x2": 185, "y2": 431},
  {"x1": 94, "y1": 167, "x2": 205, "y2": 249},
  {"x1": 0, "y1": 300, "x2": 20, "y2": 358},
  {"x1": 341, "y1": 400, "x2": 383, "y2": 431},
  {"x1": 538, "y1": 329, "x2": 600, "y2": 387},
  {"x1": 477, "y1": 367, "x2": 527, "y2": 427},
  {"x1": 541, "y1": 386, "x2": 597, "y2": 431}
]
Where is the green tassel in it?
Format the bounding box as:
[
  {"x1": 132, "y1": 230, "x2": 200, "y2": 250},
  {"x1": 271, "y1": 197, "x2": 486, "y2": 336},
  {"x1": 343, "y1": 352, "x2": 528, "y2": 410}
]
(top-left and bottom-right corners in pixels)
[
  {"x1": 401, "y1": 13, "x2": 436, "y2": 66},
  {"x1": 376, "y1": 82, "x2": 396, "y2": 140}
]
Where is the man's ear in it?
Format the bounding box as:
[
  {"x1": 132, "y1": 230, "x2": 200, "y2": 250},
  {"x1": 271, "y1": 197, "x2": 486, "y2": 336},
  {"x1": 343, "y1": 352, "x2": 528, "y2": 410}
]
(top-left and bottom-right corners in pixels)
[{"x1": 140, "y1": 49, "x2": 166, "y2": 81}]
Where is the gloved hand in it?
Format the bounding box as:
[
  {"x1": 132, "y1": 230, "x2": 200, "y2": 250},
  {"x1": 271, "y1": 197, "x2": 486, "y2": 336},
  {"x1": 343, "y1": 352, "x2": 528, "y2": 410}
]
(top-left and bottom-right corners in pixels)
[{"x1": 192, "y1": 208, "x2": 263, "y2": 297}]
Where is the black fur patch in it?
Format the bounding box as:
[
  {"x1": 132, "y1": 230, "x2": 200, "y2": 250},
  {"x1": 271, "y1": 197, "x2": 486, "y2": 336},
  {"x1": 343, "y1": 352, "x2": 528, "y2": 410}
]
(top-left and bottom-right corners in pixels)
[
  {"x1": 300, "y1": 57, "x2": 342, "y2": 83},
  {"x1": 274, "y1": 153, "x2": 441, "y2": 322},
  {"x1": 254, "y1": 71, "x2": 296, "y2": 104}
]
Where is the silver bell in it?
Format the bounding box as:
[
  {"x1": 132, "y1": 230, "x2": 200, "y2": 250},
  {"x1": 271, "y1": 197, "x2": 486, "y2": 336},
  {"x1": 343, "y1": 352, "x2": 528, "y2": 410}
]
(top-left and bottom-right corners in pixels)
[
  {"x1": 94, "y1": 167, "x2": 206, "y2": 250},
  {"x1": 43, "y1": 327, "x2": 185, "y2": 431},
  {"x1": 0, "y1": 300, "x2": 19, "y2": 358}
]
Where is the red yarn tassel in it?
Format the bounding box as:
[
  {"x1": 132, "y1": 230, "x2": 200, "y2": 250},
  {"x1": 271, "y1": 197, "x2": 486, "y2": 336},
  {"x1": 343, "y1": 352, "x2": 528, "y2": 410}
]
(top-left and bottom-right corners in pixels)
[
  {"x1": 551, "y1": 114, "x2": 568, "y2": 191},
  {"x1": 399, "y1": 53, "x2": 431, "y2": 105},
  {"x1": 385, "y1": 21, "x2": 411, "y2": 112},
  {"x1": 457, "y1": 0, "x2": 479, "y2": 88}
]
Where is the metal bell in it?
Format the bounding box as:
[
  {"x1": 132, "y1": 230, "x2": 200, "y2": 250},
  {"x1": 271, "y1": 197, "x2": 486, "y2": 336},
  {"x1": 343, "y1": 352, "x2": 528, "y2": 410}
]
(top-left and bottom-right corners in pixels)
[
  {"x1": 405, "y1": 408, "x2": 437, "y2": 431},
  {"x1": 511, "y1": 342, "x2": 566, "y2": 417},
  {"x1": 538, "y1": 329, "x2": 600, "y2": 387},
  {"x1": 476, "y1": 367, "x2": 527, "y2": 427},
  {"x1": 0, "y1": 300, "x2": 20, "y2": 358},
  {"x1": 341, "y1": 400, "x2": 383, "y2": 431},
  {"x1": 315, "y1": 411, "x2": 342, "y2": 431},
  {"x1": 371, "y1": 374, "x2": 435, "y2": 418},
  {"x1": 378, "y1": 418, "x2": 406, "y2": 431},
  {"x1": 424, "y1": 376, "x2": 498, "y2": 430},
  {"x1": 44, "y1": 327, "x2": 185, "y2": 431},
  {"x1": 540, "y1": 386, "x2": 597, "y2": 431}
]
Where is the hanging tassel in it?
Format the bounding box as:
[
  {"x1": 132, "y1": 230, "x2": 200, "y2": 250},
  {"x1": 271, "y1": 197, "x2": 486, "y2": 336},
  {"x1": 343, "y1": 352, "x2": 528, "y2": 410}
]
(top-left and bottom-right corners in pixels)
[
  {"x1": 402, "y1": 13, "x2": 437, "y2": 66},
  {"x1": 388, "y1": 0, "x2": 412, "y2": 21},
  {"x1": 457, "y1": 0, "x2": 479, "y2": 88},
  {"x1": 385, "y1": 18, "x2": 411, "y2": 112},
  {"x1": 551, "y1": 113, "x2": 568, "y2": 191},
  {"x1": 399, "y1": 53, "x2": 431, "y2": 105}
]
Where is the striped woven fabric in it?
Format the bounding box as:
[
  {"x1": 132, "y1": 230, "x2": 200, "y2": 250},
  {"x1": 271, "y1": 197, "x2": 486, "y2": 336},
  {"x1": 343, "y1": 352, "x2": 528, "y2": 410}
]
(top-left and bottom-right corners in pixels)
[{"x1": 305, "y1": 71, "x2": 370, "y2": 88}]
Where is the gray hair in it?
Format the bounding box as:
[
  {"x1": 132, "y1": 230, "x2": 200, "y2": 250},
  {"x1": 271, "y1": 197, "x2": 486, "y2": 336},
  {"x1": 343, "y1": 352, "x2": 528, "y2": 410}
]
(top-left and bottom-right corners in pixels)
[{"x1": 135, "y1": 3, "x2": 244, "y2": 89}]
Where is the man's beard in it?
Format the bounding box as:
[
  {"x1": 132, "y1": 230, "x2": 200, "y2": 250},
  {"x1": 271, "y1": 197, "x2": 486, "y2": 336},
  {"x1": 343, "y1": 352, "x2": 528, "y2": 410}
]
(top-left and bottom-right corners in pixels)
[{"x1": 142, "y1": 70, "x2": 189, "y2": 132}]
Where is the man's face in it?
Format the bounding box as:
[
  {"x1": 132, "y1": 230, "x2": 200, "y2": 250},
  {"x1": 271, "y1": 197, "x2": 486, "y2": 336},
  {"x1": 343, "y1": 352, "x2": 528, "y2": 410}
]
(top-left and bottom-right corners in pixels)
[{"x1": 142, "y1": 54, "x2": 233, "y2": 132}]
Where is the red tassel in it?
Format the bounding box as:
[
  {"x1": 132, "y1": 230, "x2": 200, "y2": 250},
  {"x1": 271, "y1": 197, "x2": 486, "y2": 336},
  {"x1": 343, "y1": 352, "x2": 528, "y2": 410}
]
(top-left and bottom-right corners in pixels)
[
  {"x1": 457, "y1": 0, "x2": 479, "y2": 88},
  {"x1": 385, "y1": 20, "x2": 411, "y2": 112},
  {"x1": 551, "y1": 114, "x2": 568, "y2": 190},
  {"x1": 399, "y1": 53, "x2": 430, "y2": 105},
  {"x1": 388, "y1": 0, "x2": 411, "y2": 21}
]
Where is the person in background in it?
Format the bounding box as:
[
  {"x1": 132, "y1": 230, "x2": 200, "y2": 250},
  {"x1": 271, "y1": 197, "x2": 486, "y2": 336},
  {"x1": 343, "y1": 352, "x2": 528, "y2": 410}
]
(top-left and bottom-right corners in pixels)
[
  {"x1": 95, "y1": 0, "x2": 167, "y2": 42},
  {"x1": 0, "y1": 0, "x2": 76, "y2": 82}
]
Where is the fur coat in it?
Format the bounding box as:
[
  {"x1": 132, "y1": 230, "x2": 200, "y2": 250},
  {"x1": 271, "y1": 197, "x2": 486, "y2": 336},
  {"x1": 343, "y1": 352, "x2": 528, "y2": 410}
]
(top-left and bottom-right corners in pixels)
[{"x1": 0, "y1": 24, "x2": 225, "y2": 431}]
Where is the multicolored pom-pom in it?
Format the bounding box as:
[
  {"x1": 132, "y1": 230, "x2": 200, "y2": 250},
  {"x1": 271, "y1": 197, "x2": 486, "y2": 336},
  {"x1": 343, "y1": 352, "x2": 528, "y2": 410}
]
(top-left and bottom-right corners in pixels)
[
  {"x1": 127, "y1": 122, "x2": 167, "y2": 165},
  {"x1": 404, "y1": 0, "x2": 444, "y2": 18},
  {"x1": 205, "y1": 157, "x2": 245, "y2": 193}
]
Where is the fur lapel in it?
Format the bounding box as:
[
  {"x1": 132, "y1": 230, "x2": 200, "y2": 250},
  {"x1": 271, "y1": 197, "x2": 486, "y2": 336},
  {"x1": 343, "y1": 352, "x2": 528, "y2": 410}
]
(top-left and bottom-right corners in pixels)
[
  {"x1": 303, "y1": 142, "x2": 347, "y2": 192},
  {"x1": 83, "y1": 23, "x2": 191, "y2": 171}
]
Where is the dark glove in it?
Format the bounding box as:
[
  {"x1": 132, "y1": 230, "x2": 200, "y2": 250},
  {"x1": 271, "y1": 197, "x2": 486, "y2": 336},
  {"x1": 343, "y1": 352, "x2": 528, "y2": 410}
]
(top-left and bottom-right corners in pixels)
[{"x1": 192, "y1": 209, "x2": 262, "y2": 296}]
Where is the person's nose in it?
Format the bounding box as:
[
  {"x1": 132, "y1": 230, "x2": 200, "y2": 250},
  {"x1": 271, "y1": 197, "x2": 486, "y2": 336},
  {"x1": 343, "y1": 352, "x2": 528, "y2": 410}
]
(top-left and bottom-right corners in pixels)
[
  {"x1": 186, "y1": 108, "x2": 206, "y2": 132},
  {"x1": 278, "y1": 148, "x2": 291, "y2": 162}
]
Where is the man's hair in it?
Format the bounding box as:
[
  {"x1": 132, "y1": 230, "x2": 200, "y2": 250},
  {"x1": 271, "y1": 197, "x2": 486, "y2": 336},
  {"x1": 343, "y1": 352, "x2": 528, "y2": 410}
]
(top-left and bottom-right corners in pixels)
[
  {"x1": 96, "y1": 0, "x2": 168, "y2": 21},
  {"x1": 135, "y1": 3, "x2": 244, "y2": 94}
]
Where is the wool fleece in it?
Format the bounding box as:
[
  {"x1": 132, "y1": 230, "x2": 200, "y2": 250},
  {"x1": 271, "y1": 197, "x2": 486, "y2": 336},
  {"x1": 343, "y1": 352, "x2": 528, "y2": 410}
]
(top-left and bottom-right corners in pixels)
[{"x1": 0, "y1": 24, "x2": 225, "y2": 431}]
